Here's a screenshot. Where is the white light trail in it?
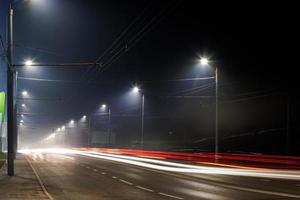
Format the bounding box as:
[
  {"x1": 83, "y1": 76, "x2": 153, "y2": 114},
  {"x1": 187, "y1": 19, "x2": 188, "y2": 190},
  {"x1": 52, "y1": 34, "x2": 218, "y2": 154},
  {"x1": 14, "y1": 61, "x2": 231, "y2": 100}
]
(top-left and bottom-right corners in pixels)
[{"x1": 19, "y1": 148, "x2": 300, "y2": 181}]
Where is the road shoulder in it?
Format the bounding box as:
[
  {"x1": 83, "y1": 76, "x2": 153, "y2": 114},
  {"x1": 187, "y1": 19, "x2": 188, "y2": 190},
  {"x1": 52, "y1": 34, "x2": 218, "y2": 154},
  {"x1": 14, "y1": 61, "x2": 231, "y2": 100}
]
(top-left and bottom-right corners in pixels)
[{"x1": 0, "y1": 154, "x2": 51, "y2": 200}]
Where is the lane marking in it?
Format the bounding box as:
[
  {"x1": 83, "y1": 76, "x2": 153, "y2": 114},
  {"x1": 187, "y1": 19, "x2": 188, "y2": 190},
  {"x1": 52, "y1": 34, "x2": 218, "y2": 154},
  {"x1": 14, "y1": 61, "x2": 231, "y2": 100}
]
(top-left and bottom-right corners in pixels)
[
  {"x1": 26, "y1": 156, "x2": 55, "y2": 200},
  {"x1": 49, "y1": 151, "x2": 300, "y2": 199},
  {"x1": 163, "y1": 169, "x2": 300, "y2": 199},
  {"x1": 136, "y1": 186, "x2": 154, "y2": 192},
  {"x1": 116, "y1": 163, "x2": 300, "y2": 199},
  {"x1": 119, "y1": 179, "x2": 133, "y2": 185},
  {"x1": 101, "y1": 172, "x2": 106, "y2": 175},
  {"x1": 93, "y1": 169, "x2": 98, "y2": 172},
  {"x1": 158, "y1": 192, "x2": 184, "y2": 199},
  {"x1": 86, "y1": 166, "x2": 90, "y2": 169},
  {"x1": 112, "y1": 176, "x2": 117, "y2": 179}
]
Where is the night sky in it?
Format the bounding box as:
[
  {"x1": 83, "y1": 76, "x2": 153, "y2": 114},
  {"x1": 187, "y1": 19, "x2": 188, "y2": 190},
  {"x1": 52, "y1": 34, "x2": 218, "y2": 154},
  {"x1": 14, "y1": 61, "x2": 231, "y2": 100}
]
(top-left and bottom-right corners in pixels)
[{"x1": 0, "y1": 1, "x2": 299, "y2": 154}]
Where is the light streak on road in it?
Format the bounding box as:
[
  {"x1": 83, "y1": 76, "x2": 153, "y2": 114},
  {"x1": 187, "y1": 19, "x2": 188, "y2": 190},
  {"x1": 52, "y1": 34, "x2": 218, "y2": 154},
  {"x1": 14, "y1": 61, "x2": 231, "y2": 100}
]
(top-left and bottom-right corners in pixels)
[{"x1": 19, "y1": 148, "x2": 300, "y2": 181}]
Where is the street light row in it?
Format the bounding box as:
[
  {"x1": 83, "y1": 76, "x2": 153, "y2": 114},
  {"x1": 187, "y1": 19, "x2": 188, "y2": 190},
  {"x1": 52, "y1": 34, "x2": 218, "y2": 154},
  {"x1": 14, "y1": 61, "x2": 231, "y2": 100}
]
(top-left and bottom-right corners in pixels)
[
  {"x1": 42, "y1": 86, "x2": 140, "y2": 144},
  {"x1": 20, "y1": 57, "x2": 218, "y2": 154}
]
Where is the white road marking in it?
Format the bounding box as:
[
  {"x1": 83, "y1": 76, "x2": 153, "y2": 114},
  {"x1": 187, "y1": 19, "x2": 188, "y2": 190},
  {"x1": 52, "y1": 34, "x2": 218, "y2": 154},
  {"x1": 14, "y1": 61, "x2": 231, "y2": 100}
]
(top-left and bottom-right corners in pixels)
[
  {"x1": 23, "y1": 149, "x2": 300, "y2": 200},
  {"x1": 112, "y1": 176, "x2": 117, "y2": 179},
  {"x1": 86, "y1": 166, "x2": 90, "y2": 169},
  {"x1": 26, "y1": 156, "x2": 55, "y2": 200},
  {"x1": 158, "y1": 192, "x2": 183, "y2": 199},
  {"x1": 119, "y1": 179, "x2": 133, "y2": 185},
  {"x1": 136, "y1": 186, "x2": 154, "y2": 192},
  {"x1": 101, "y1": 172, "x2": 106, "y2": 175},
  {"x1": 93, "y1": 169, "x2": 98, "y2": 172}
]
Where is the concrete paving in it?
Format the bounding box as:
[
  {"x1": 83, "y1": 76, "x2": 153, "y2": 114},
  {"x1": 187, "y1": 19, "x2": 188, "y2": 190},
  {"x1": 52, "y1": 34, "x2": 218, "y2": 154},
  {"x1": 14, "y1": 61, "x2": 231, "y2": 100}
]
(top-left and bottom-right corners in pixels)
[{"x1": 0, "y1": 154, "x2": 50, "y2": 200}]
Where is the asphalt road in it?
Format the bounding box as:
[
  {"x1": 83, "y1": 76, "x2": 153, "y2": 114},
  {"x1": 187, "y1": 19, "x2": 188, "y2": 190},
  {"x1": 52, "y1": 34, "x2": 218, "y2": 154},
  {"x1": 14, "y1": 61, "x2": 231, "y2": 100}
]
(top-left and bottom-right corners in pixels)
[{"x1": 27, "y1": 152, "x2": 300, "y2": 200}]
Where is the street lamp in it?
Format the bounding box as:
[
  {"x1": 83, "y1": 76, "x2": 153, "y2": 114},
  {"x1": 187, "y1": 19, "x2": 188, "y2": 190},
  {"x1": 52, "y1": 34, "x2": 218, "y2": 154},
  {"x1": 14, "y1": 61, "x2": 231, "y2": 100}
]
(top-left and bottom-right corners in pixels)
[
  {"x1": 21, "y1": 103, "x2": 25, "y2": 107},
  {"x1": 65, "y1": 120, "x2": 75, "y2": 147},
  {"x1": 133, "y1": 86, "x2": 139, "y2": 93},
  {"x1": 21, "y1": 90, "x2": 28, "y2": 96},
  {"x1": 101, "y1": 104, "x2": 111, "y2": 147},
  {"x1": 199, "y1": 57, "x2": 219, "y2": 159},
  {"x1": 61, "y1": 126, "x2": 66, "y2": 146},
  {"x1": 20, "y1": 120, "x2": 24, "y2": 123},
  {"x1": 200, "y1": 57, "x2": 209, "y2": 66},
  {"x1": 131, "y1": 86, "x2": 145, "y2": 150},
  {"x1": 80, "y1": 115, "x2": 87, "y2": 123},
  {"x1": 7, "y1": 1, "x2": 37, "y2": 176},
  {"x1": 24, "y1": 59, "x2": 33, "y2": 66}
]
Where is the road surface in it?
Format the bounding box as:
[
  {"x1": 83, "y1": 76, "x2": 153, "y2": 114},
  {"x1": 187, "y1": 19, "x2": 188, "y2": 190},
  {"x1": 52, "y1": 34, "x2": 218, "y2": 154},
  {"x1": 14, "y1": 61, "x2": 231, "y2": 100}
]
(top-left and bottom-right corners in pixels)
[{"x1": 26, "y1": 150, "x2": 300, "y2": 200}]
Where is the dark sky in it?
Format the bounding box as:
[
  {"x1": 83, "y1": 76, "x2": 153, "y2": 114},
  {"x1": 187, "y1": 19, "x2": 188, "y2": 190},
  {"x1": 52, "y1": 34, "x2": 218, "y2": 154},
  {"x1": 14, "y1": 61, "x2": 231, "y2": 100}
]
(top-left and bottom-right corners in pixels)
[{"x1": 1, "y1": 0, "x2": 299, "y2": 154}]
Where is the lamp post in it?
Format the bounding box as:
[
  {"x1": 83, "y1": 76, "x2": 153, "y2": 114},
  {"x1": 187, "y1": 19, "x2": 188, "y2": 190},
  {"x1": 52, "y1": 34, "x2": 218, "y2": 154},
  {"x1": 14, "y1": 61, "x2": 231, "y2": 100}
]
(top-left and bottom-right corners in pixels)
[
  {"x1": 101, "y1": 104, "x2": 111, "y2": 147},
  {"x1": 199, "y1": 57, "x2": 219, "y2": 159},
  {"x1": 7, "y1": 2, "x2": 15, "y2": 176},
  {"x1": 87, "y1": 117, "x2": 91, "y2": 147},
  {"x1": 132, "y1": 86, "x2": 145, "y2": 150},
  {"x1": 61, "y1": 126, "x2": 65, "y2": 146},
  {"x1": 80, "y1": 115, "x2": 90, "y2": 147},
  {"x1": 108, "y1": 108, "x2": 111, "y2": 146},
  {"x1": 66, "y1": 120, "x2": 75, "y2": 147}
]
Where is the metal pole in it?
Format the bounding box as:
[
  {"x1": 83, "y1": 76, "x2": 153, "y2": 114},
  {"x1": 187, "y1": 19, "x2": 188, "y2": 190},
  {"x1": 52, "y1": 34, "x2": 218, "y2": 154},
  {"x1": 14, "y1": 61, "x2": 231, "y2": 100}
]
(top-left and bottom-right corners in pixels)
[
  {"x1": 286, "y1": 95, "x2": 290, "y2": 155},
  {"x1": 7, "y1": 3, "x2": 15, "y2": 176},
  {"x1": 13, "y1": 71, "x2": 18, "y2": 159},
  {"x1": 88, "y1": 117, "x2": 91, "y2": 147},
  {"x1": 108, "y1": 108, "x2": 111, "y2": 147},
  {"x1": 141, "y1": 94, "x2": 145, "y2": 150},
  {"x1": 215, "y1": 67, "x2": 219, "y2": 160},
  {"x1": 65, "y1": 128, "x2": 68, "y2": 147}
]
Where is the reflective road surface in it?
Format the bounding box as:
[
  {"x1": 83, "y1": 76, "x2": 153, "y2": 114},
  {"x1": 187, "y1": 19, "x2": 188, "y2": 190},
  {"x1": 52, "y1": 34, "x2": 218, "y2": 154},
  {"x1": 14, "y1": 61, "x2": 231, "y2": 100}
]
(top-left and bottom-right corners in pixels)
[{"x1": 24, "y1": 149, "x2": 300, "y2": 200}]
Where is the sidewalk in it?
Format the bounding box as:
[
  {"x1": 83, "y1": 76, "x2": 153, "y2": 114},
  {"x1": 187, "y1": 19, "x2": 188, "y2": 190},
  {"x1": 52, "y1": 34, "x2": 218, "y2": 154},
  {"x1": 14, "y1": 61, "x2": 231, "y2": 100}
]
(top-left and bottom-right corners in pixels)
[{"x1": 0, "y1": 154, "x2": 50, "y2": 200}]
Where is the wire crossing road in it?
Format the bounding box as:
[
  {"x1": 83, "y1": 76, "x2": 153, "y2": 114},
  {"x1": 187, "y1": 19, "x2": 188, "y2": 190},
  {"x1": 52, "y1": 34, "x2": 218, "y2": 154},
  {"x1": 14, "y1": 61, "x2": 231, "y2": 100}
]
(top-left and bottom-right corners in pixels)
[{"x1": 25, "y1": 150, "x2": 300, "y2": 200}]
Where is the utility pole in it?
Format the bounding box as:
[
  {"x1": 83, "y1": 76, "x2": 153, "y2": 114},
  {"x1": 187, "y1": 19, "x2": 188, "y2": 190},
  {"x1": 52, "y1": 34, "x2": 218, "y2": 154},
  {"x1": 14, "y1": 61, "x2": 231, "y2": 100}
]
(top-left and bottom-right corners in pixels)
[
  {"x1": 13, "y1": 71, "x2": 18, "y2": 159},
  {"x1": 7, "y1": 3, "x2": 15, "y2": 176},
  {"x1": 108, "y1": 108, "x2": 111, "y2": 147},
  {"x1": 88, "y1": 117, "x2": 91, "y2": 147},
  {"x1": 215, "y1": 67, "x2": 219, "y2": 160},
  {"x1": 141, "y1": 94, "x2": 145, "y2": 150},
  {"x1": 286, "y1": 95, "x2": 290, "y2": 155}
]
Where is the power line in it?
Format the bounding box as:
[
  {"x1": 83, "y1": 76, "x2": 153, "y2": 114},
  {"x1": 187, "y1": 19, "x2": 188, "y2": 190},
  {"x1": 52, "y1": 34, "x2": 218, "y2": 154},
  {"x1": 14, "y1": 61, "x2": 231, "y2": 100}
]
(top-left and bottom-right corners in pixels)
[
  {"x1": 59, "y1": 1, "x2": 181, "y2": 115},
  {"x1": 14, "y1": 43, "x2": 80, "y2": 61},
  {"x1": 222, "y1": 92, "x2": 285, "y2": 104},
  {"x1": 16, "y1": 97, "x2": 63, "y2": 101},
  {"x1": 97, "y1": 0, "x2": 181, "y2": 75},
  {"x1": 18, "y1": 76, "x2": 82, "y2": 83}
]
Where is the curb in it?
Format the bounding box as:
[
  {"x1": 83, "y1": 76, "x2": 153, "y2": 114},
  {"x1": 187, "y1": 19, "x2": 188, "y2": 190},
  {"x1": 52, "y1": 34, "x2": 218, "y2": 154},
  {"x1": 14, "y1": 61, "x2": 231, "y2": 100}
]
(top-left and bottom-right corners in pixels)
[
  {"x1": 25, "y1": 156, "x2": 54, "y2": 200},
  {"x1": 0, "y1": 159, "x2": 7, "y2": 171}
]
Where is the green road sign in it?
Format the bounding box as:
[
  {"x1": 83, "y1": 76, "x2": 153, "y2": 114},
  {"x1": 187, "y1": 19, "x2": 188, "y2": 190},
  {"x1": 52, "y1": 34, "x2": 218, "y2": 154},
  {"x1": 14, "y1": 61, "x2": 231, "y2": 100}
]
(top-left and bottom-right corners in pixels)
[{"x1": 0, "y1": 92, "x2": 5, "y2": 122}]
